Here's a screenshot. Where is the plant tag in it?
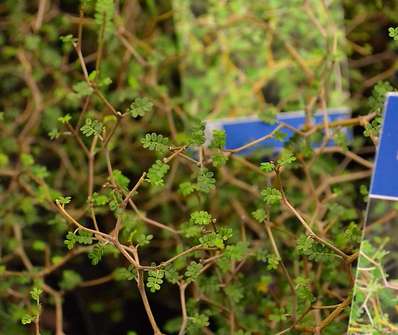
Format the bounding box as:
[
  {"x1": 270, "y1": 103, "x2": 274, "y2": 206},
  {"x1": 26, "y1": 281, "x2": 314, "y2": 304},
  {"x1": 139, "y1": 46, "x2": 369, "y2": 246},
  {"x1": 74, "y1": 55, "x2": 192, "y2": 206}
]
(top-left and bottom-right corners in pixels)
[
  {"x1": 369, "y1": 93, "x2": 398, "y2": 201},
  {"x1": 348, "y1": 93, "x2": 398, "y2": 333},
  {"x1": 205, "y1": 108, "x2": 352, "y2": 154}
]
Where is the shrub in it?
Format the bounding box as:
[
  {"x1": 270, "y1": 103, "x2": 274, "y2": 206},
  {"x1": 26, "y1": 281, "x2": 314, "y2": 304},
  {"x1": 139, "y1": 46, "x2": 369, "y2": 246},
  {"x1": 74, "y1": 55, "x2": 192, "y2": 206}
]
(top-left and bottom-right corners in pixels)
[{"x1": 0, "y1": 1, "x2": 397, "y2": 335}]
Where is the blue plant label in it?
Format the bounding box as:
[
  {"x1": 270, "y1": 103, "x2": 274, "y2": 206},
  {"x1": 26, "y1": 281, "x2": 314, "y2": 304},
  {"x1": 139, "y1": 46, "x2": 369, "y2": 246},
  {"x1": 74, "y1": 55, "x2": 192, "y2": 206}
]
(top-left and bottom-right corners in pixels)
[
  {"x1": 206, "y1": 108, "x2": 351, "y2": 155},
  {"x1": 369, "y1": 93, "x2": 398, "y2": 201}
]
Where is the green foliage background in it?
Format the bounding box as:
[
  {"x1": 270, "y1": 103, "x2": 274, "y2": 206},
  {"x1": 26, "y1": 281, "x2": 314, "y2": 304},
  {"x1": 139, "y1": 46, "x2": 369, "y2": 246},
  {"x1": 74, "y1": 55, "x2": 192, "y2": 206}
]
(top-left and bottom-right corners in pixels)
[
  {"x1": 174, "y1": 0, "x2": 348, "y2": 119},
  {"x1": 0, "y1": 1, "x2": 397, "y2": 335}
]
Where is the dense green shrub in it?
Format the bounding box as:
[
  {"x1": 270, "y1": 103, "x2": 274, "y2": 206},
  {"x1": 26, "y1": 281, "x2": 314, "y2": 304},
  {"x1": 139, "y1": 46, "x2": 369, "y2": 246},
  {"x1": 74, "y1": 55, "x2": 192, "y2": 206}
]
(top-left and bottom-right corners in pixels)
[{"x1": 0, "y1": 1, "x2": 397, "y2": 335}]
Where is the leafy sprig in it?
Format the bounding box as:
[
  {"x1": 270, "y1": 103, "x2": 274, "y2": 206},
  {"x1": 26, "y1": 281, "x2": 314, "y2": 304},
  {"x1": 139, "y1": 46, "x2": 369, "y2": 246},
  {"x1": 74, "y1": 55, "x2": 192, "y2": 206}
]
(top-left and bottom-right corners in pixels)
[
  {"x1": 147, "y1": 270, "x2": 164, "y2": 293},
  {"x1": 141, "y1": 133, "x2": 170, "y2": 154},
  {"x1": 128, "y1": 97, "x2": 153, "y2": 118},
  {"x1": 146, "y1": 160, "x2": 170, "y2": 186},
  {"x1": 81, "y1": 118, "x2": 104, "y2": 137}
]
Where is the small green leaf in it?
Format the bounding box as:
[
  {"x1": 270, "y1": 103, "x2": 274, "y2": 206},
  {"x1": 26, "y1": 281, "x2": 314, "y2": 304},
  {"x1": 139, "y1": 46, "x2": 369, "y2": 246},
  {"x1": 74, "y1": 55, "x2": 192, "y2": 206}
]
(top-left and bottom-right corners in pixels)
[
  {"x1": 147, "y1": 270, "x2": 164, "y2": 293},
  {"x1": 199, "y1": 228, "x2": 232, "y2": 249},
  {"x1": 30, "y1": 287, "x2": 42, "y2": 303},
  {"x1": 128, "y1": 97, "x2": 153, "y2": 118},
  {"x1": 77, "y1": 230, "x2": 93, "y2": 245},
  {"x1": 190, "y1": 211, "x2": 213, "y2": 226},
  {"x1": 188, "y1": 121, "x2": 206, "y2": 145},
  {"x1": 179, "y1": 181, "x2": 195, "y2": 196},
  {"x1": 266, "y1": 254, "x2": 280, "y2": 270},
  {"x1": 295, "y1": 276, "x2": 314, "y2": 303},
  {"x1": 185, "y1": 261, "x2": 203, "y2": 283},
  {"x1": 335, "y1": 222, "x2": 362, "y2": 249},
  {"x1": 56, "y1": 196, "x2": 72, "y2": 206},
  {"x1": 60, "y1": 34, "x2": 76, "y2": 47},
  {"x1": 88, "y1": 244, "x2": 105, "y2": 265},
  {"x1": 73, "y1": 81, "x2": 93, "y2": 98},
  {"x1": 92, "y1": 192, "x2": 109, "y2": 206},
  {"x1": 260, "y1": 162, "x2": 275, "y2": 173},
  {"x1": 98, "y1": 76, "x2": 112, "y2": 87},
  {"x1": 195, "y1": 170, "x2": 216, "y2": 193},
  {"x1": 141, "y1": 133, "x2": 170, "y2": 154},
  {"x1": 64, "y1": 230, "x2": 93, "y2": 250},
  {"x1": 224, "y1": 242, "x2": 249, "y2": 261},
  {"x1": 277, "y1": 149, "x2": 296, "y2": 167},
  {"x1": 133, "y1": 233, "x2": 153, "y2": 247},
  {"x1": 80, "y1": 118, "x2": 104, "y2": 137},
  {"x1": 146, "y1": 160, "x2": 170, "y2": 187},
  {"x1": 111, "y1": 169, "x2": 130, "y2": 191},
  {"x1": 32, "y1": 165, "x2": 49, "y2": 179},
  {"x1": 296, "y1": 235, "x2": 329, "y2": 262},
  {"x1": 88, "y1": 70, "x2": 97, "y2": 81},
  {"x1": 64, "y1": 232, "x2": 77, "y2": 250},
  {"x1": 209, "y1": 129, "x2": 226, "y2": 149},
  {"x1": 164, "y1": 266, "x2": 179, "y2": 284},
  {"x1": 188, "y1": 313, "x2": 209, "y2": 330},
  {"x1": 21, "y1": 314, "x2": 34, "y2": 325},
  {"x1": 261, "y1": 187, "x2": 282, "y2": 205},
  {"x1": 57, "y1": 114, "x2": 72, "y2": 124},
  {"x1": 388, "y1": 27, "x2": 398, "y2": 40},
  {"x1": 211, "y1": 153, "x2": 228, "y2": 167},
  {"x1": 49, "y1": 128, "x2": 60, "y2": 139},
  {"x1": 95, "y1": 0, "x2": 115, "y2": 36},
  {"x1": 252, "y1": 208, "x2": 266, "y2": 222}
]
